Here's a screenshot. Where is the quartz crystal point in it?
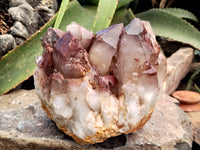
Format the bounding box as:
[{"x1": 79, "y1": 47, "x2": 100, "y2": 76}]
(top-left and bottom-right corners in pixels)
[
  {"x1": 89, "y1": 23, "x2": 123, "y2": 75},
  {"x1": 66, "y1": 22, "x2": 94, "y2": 50},
  {"x1": 34, "y1": 18, "x2": 167, "y2": 145}
]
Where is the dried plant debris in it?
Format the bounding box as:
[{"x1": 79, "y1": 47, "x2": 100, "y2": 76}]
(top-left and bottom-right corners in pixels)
[
  {"x1": 34, "y1": 18, "x2": 167, "y2": 144},
  {"x1": 0, "y1": 1, "x2": 14, "y2": 35}
]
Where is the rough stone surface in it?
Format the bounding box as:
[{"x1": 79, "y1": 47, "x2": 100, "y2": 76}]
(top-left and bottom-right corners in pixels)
[
  {"x1": 164, "y1": 47, "x2": 194, "y2": 95},
  {"x1": 36, "y1": 0, "x2": 59, "y2": 22},
  {"x1": 40, "y1": 0, "x2": 58, "y2": 12},
  {"x1": 26, "y1": 0, "x2": 42, "y2": 8},
  {"x1": 0, "y1": 0, "x2": 58, "y2": 57},
  {"x1": 8, "y1": 3, "x2": 44, "y2": 34},
  {"x1": 9, "y1": 0, "x2": 27, "y2": 7},
  {"x1": 10, "y1": 21, "x2": 30, "y2": 39},
  {"x1": 0, "y1": 90, "x2": 193, "y2": 150},
  {"x1": 14, "y1": 37, "x2": 26, "y2": 45},
  {"x1": 36, "y1": 5, "x2": 56, "y2": 22},
  {"x1": 0, "y1": 34, "x2": 16, "y2": 57},
  {"x1": 9, "y1": 0, "x2": 58, "y2": 23},
  {"x1": 9, "y1": 0, "x2": 42, "y2": 9},
  {"x1": 124, "y1": 94, "x2": 192, "y2": 150}
]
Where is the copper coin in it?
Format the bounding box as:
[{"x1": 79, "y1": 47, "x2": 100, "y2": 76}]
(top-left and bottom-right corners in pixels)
[
  {"x1": 179, "y1": 102, "x2": 200, "y2": 112},
  {"x1": 172, "y1": 90, "x2": 200, "y2": 104}
]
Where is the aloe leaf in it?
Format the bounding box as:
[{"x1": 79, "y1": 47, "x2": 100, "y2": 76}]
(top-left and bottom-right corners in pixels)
[
  {"x1": 58, "y1": 0, "x2": 97, "y2": 31},
  {"x1": 0, "y1": 15, "x2": 57, "y2": 95},
  {"x1": 112, "y1": 8, "x2": 134, "y2": 25},
  {"x1": 117, "y1": 0, "x2": 134, "y2": 9},
  {"x1": 59, "y1": 0, "x2": 134, "y2": 31},
  {"x1": 194, "y1": 84, "x2": 200, "y2": 93},
  {"x1": 163, "y1": 8, "x2": 199, "y2": 23},
  {"x1": 54, "y1": 0, "x2": 69, "y2": 28},
  {"x1": 82, "y1": 0, "x2": 133, "y2": 9},
  {"x1": 186, "y1": 68, "x2": 200, "y2": 90},
  {"x1": 81, "y1": 0, "x2": 99, "y2": 5},
  {"x1": 92, "y1": 0, "x2": 119, "y2": 33},
  {"x1": 136, "y1": 9, "x2": 200, "y2": 50}
]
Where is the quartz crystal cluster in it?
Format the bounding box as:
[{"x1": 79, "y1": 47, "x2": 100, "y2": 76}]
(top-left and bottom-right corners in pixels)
[{"x1": 34, "y1": 18, "x2": 167, "y2": 144}]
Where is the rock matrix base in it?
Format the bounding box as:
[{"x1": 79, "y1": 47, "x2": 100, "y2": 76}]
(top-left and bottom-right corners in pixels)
[{"x1": 0, "y1": 90, "x2": 193, "y2": 149}]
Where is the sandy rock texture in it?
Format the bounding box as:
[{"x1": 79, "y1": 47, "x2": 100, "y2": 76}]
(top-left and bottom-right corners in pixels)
[
  {"x1": 0, "y1": 89, "x2": 192, "y2": 150},
  {"x1": 164, "y1": 47, "x2": 194, "y2": 95}
]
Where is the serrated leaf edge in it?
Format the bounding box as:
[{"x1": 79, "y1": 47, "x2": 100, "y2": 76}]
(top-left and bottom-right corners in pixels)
[
  {"x1": 136, "y1": 8, "x2": 200, "y2": 50},
  {"x1": 163, "y1": 7, "x2": 199, "y2": 23}
]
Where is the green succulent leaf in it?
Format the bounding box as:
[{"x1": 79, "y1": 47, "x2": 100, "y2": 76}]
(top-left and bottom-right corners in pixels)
[
  {"x1": 80, "y1": 0, "x2": 99, "y2": 5},
  {"x1": 58, "y1": 0, "x2": 97, "y2": 31},
  {"x1": 186, "y1": 68, "x2": 200, "y2": 90},
  {"x1": 194, "y1": 84, "x2": 200, "y2": 93},
  {"x1": 117, "y1": 0, "x2": 134, "y2": 9},
  {"x1": 163, "y1": 8, "x2": 199, "y2": 23},
  {"x1": 54, "y1": 0, "x2": 69, "y2": 28},
  {"x1": 112, "y1": 8, "x2": 134, "y2": 25},
  {"x1": 92, "y1": 0, "x2": 119, "y2": 33},
  {"x1": 136, "y1": 9, "x2": 200, "y2": 50},
  {"x1": 0, "y1": 15, "x2": 57, "y2": 95},
  {"x1": 81, "y1": 0, "x2": 134, "y2": 9}
]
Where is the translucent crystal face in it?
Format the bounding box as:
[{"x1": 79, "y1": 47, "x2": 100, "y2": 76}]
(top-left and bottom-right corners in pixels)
[{"x1": 34, "y1": 18, "x2": 166, "y2": 144}]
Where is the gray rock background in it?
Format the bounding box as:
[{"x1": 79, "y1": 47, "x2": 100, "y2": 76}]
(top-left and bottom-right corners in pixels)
[
  {"x1": 0, "y1": 34, "x2": 16, "y2": 57},
  {"x1": 0, "y1": 0, "x2": 58, "y2": 58},
  {"x1": 0, "y1": 89, "x2": 193, "y2": 150}
]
